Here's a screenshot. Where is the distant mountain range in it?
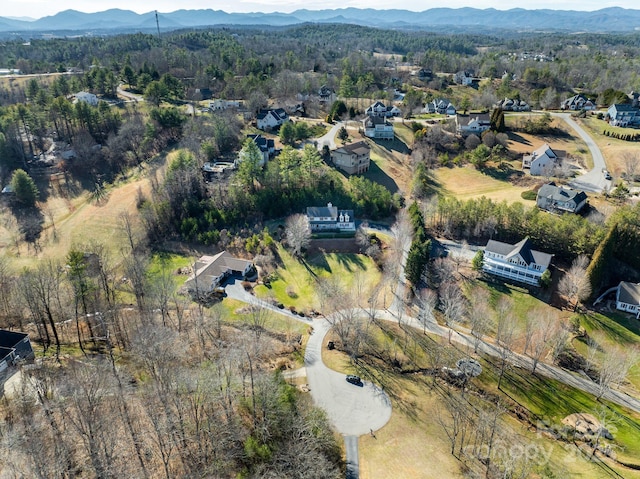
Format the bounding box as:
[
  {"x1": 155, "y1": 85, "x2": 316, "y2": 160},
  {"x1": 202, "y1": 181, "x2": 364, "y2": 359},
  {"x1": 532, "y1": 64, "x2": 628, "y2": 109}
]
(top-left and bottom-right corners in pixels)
[{"x1": 1, "y1": 7, "x2": 640, "y2": 35}]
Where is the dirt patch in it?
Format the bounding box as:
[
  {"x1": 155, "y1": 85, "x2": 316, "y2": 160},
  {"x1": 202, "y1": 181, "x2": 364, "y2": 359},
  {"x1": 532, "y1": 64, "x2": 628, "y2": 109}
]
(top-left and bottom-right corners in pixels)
[{"x1": 562, "y1": 413, "x2": 602, "y2": 435}]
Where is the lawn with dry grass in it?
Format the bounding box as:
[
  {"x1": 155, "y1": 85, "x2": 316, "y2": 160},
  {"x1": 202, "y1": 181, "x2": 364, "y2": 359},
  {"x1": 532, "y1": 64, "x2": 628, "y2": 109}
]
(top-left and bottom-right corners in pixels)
[
  {"x1": 578, "y1": 116, "x2": 640, "y2": 179},
  {"x1": 433, "y1": 164, "x2": 530, "y2": 203}
]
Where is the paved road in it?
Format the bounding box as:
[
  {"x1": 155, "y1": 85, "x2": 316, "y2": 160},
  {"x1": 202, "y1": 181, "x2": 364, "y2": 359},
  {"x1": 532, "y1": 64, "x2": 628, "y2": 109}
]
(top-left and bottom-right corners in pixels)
[
  {"x1": 551, "y1": 112, "x2": 611, "y2": 193},
  {"x1": 116, "y1": 84, "x2": 144, "y2": 102},
  {"x1": 344, "y1": 436, "x2": 360, "y2": 479}
]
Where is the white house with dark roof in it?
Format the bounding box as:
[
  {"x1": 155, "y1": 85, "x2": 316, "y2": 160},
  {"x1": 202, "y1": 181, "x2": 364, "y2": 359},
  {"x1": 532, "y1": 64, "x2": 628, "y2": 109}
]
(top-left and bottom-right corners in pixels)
[
  {"x1": 184, "y1": 251, "x2": 254, "y2": 294},
  {"x1": 536, "y1": 182, "x2": 588, "y2": 214},
  {"x1": 522, "y1": 144, "x2": 560, "y2": 176},
  {"x1": 616, "y1": 282, "x2": 640, "y2": 318},
  {"x1": 483, "y1": 237, "x2": 552, "y2": 286},
  {"x1": 363, "y1": 115, "x2": 394, "y2": 140},
  {"x1": 306, "y1": 203, "x2": 355, "y2": 232},
  {"x1": 423, "y1": 98, "x2": 456, "y2": 115},
  {"x1": 365, "y1": 101, "x2": 401, "y2": 118},
  {"x1": 331, "y1": 141, "x2": 371, "y2": 175},
  {"x1": 256, "y1": 108, "x2": 289, "y2": 130},
  {"x1": 456, "y1": 113, "x2": 491, "y2": 136}
]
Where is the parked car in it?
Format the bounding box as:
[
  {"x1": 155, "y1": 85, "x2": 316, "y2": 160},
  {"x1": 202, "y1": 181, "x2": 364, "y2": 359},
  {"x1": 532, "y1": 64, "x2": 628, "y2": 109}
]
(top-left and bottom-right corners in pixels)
[
  {"x1": 346, "y1": 374, "x2": 362, "y2": 385},
  {"x1": 603, "y1": 168, "x2": 612, "y2": 180}
]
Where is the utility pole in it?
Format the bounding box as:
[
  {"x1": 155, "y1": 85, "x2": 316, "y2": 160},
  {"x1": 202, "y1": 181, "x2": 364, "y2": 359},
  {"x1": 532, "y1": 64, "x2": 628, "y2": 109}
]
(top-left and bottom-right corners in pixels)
[{"x1": 155, "y1": 10, "x2": 160, "y2": 37}]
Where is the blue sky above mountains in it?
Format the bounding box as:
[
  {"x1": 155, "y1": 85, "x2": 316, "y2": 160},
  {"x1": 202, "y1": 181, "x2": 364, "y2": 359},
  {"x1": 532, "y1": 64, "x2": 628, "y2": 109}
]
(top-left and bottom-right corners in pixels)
[{"x1": 5, "y1": 0, "x2": 635, "y2": 19}]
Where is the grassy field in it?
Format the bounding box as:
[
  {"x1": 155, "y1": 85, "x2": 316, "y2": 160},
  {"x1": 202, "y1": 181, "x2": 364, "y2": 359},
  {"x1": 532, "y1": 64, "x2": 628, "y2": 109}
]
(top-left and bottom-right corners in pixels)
[
  {"x1": 579, "y1": 116, "x2": 640, "y2": 179},
  {"x1": 505, "y1": 115, "x2": 593, "y2": 169},
  {"x1": 433, "y1": 165, "x2": 530, "y2": 203},
  {"x1": 323, "y1": 319, "x2": 640, "y2": 478},
  {"x1": 253, "y1": 245, "x2": 382, "y2": 313}
]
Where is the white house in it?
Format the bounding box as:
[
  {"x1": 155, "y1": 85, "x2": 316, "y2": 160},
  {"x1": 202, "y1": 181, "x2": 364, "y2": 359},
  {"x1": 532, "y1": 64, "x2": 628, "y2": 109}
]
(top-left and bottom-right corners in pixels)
[
  {"x1": 331, "y1": 141, "x2": 371, "y2": 175},
  {"x1": 522, "y1": 144, "x2": 560, "y2": 176},
  {"x1": 455, "y1": 70, "x2": 479, "y2": 87},
  {"x1": 616, "y1": 281, "x2": 640, "y2": 318},
  {"x1": 208, "y1": 99, "x2": 243, "y2": 110},
  {"x1": 74, "y1": 91, "x2": 98, "y2": 106},
  {"x1": 456, "y1": 113, "x2": 491, "y2": 136},
  {"x1": 365, "y1": 101, "x2": 401, "y2": 118},
  {"x1": 256, "y1": 108, "x2": 289, "y2": 130},
  {"x1": 306, "y1": 203, "x2": 355, "y2": 232},
  {"x1": 536, "y1": 183, "x2": 588, "y2": 214},
  {"x1": 238, "y1": 134, "x2": 275, "y2": 166},
  {"x1": 363, "y1": 115, "x2": 394, "y2": 140},
  {"x1": 423, "y1": 98, "x2": 456, "y2": 115},
  {"x1": 483, "y1": 237, "x2": 552, "y2": 286},
  {"x1": 184, "y1": 252, "x2": 254, "y2": 294}
]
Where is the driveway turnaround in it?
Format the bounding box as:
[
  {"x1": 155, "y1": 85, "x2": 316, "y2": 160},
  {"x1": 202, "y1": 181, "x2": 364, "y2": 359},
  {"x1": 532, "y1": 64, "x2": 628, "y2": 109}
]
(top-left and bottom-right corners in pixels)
[{"x1": 305, "y1": 317, "x2": 392, "y2": 437}]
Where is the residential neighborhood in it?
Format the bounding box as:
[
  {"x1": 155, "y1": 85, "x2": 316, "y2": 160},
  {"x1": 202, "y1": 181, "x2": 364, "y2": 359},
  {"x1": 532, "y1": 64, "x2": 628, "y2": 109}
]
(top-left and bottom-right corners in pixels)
[{"x1": 2, "y1": 8, "x2": 640, "y2": 479}]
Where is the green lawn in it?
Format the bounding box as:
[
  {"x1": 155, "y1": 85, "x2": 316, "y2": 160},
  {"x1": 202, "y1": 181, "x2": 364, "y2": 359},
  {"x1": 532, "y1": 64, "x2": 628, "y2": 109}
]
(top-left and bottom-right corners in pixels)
[
  {"x1": 147, "y1": 252, "x2": 194, "y2": 288},
  {"x1": 254, "y1": 245, "x2": 382, "y2": 313}
]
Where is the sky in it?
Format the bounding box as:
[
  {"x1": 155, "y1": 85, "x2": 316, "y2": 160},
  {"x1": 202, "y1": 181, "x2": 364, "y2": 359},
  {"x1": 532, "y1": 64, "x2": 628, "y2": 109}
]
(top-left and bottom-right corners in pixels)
[{"x1": 3, "y1": 0, "x2": 637, "y2": 20}]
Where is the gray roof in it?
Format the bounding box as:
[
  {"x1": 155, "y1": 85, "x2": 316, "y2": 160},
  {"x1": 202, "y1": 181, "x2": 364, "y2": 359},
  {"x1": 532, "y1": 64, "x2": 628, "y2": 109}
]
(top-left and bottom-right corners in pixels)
[
  {"x1": 618, "y1": 281, "x2": 640, "y2": 305},
  {"x1": 537, "y1": 183, "x2": 587, "y2": 204},
  {"x1": 485, "y1": 237, "x2": 552, "y2": 269},
  {"x1": 333, "y1": 141, "x2": 370, "y2": 155},
  {"x1": 307, "y1": 205, "x2": 338, "y2": 218}
]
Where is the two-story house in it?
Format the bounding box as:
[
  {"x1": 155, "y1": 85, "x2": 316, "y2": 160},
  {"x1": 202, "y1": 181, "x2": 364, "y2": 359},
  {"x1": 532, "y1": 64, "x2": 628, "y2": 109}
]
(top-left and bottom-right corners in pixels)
[
  {"x1": 536, "y1": 182, "x2": 588, "y2": 214},
  {"x1": 455, "y1": 70, "x2": 479, "y2": 87},
  {"x1": 256, "y1": 108, "x2": 289, "y2": 131},
  {"x1": 363, "y1": 115, "x2": 394, "y2": 140},
  {"x1": 306, "y1": 203, "x2": 355, "y2": 232},
  {"x1": 242, "y1": 134, "x2": 275, "y2": 166},
  {"x1": 209, "y1": 99, "x2": 243, "y2": 111},
  {"x1": 331, "y1": 141, "x2": 371, "y2": 175},
  {"x1": 616, "y1": 281, "x2": 640, "y2": 319},
  {"x1": 607, "y1": 104, "x2": 640, "y2": 128},
  {"x1": 483, "y1": 237, "x2": 552, "y2": 286},
  {"x1": 522, "y1": 144, "x2": 560, "y2": 176},
  {"x1": 495, "y1": 98, "x2": 531, "y2": 112},
  {"x1": 365, "y1": 101, "x2": 401, "y2": 118},
  {"x1": 561, "y1": 94, "x2": 596, "y2": 111},
  {"x1": 318, "y1": 85, "x2": 336, "y2": 103},
  {"x1": 423, "y1": 98, "x2": 456, "y2": 115},
  {"x1": 456, "y1": 113, "x2": 491, "y2": 136}
]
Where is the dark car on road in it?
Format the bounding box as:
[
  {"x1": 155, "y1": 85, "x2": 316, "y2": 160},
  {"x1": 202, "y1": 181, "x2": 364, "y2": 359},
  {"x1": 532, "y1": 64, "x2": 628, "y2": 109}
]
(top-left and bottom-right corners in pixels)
[{"x1": 346, "y1": 374, "x2": 362, "y2": 386}]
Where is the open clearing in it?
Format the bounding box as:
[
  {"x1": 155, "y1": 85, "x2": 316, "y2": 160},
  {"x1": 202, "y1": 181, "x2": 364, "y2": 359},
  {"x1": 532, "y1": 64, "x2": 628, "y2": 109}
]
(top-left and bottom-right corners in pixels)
[
  {"x1": 253, "y1": 245, "x2": 382, "y2": 313},
  {"x1": 433, "y1": 165, "x2": 529, "y2": 202},
  {"x1": 579, "y1": 116, "x2": 640, "y2": 178}
]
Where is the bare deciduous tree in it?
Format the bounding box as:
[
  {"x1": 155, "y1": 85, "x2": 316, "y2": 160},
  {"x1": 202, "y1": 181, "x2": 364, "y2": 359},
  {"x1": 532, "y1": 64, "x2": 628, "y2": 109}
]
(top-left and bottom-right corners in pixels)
[
  {"x1": 596, "y1": 344, "x2": 639, "y2": 400},
  {"x1": 439, "y1": 282, "x2": 466, "y2": 344},
  {"x1": 558, "y1": 255, "x2": 592, "y2": 311},
  {"x1": 285, "y1": 213, "x2": 311, "y2": 257}
]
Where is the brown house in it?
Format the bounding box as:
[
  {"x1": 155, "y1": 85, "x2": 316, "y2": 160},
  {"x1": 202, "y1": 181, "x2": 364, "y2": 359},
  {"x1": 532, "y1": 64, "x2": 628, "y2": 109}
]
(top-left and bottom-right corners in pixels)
[{"x1": 330, "y1": 141, "x2": 371, "y2": 175}]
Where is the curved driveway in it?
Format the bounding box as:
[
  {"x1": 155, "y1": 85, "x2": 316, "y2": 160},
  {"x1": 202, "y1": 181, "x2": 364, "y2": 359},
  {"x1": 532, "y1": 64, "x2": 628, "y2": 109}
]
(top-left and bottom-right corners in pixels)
[
  {"x1": 305, "y1": 316, "x2": 392, "y2": 436},
  {"x1": 551, "y1": 112, "x2": 611, "y2": 193}
]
